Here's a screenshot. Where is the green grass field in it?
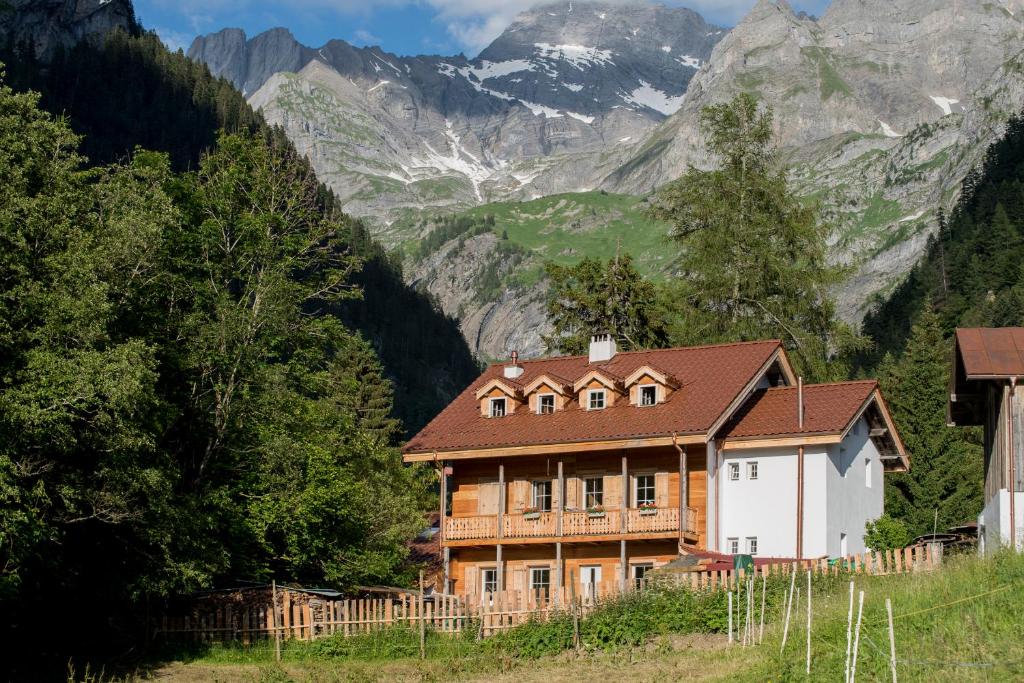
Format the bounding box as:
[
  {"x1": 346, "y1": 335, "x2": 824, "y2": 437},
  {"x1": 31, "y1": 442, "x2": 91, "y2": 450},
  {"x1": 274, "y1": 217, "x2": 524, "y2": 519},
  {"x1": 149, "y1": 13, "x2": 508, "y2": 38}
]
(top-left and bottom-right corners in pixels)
[{"x1": 118, "y1": 550, "x2": 1024, "y2": 683}]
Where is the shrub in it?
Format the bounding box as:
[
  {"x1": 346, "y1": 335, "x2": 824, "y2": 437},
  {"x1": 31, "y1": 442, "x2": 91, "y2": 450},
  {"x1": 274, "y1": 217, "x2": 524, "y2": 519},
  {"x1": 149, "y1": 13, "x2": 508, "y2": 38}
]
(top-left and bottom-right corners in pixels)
[{"x1": 864, "y1": 514, "x2": 911, "y2": 551}]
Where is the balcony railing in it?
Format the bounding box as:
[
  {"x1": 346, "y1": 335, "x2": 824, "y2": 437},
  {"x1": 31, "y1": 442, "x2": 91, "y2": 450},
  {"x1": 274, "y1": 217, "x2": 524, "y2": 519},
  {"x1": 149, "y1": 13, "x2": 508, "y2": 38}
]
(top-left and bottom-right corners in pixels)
[{"x1": 445, "y1": 506, "x2": 698, "y2": 541}]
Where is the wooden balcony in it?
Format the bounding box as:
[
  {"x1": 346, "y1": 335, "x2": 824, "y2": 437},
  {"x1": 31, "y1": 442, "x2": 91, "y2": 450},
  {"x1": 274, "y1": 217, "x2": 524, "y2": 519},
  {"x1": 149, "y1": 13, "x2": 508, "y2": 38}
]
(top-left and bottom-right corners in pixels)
[{"x1": 444, "y1": 506, "x2": 698, "y2": 543}]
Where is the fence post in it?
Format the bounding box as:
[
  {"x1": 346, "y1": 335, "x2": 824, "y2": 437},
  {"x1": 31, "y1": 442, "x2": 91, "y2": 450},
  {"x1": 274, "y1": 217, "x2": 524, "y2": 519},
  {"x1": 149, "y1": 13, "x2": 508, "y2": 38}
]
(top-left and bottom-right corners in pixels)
[
  {"x1": 419, "y1": 571, "x2": 426, "y2": 660},
  {"x1": 886, "y1": 597, "x2": 898, "y2": 683},
  {"x1": 272, "y1": 581, "x2": 281, "y2": 663}
]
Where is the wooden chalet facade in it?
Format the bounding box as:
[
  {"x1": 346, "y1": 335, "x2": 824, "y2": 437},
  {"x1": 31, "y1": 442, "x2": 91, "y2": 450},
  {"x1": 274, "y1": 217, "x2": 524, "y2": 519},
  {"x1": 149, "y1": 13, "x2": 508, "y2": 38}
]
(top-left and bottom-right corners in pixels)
[
  {"x1": 403, "y1": 336, "x2": 907, "y2": 599},
  {"x1": 949, "y1": 328, "x2": 1024, "y2": 551}
]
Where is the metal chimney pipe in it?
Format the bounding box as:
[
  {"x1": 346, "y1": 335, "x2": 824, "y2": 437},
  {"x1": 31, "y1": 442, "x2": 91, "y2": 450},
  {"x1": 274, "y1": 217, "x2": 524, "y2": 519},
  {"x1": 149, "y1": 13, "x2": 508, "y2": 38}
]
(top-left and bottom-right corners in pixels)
[{"x1": 798, "y1": 377, "x2": 804, "y2": 429}]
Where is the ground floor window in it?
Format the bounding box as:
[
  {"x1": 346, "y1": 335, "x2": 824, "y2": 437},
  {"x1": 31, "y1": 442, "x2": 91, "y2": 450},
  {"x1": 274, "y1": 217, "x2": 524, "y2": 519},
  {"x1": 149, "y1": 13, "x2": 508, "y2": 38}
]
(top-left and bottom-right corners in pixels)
[
  {"x1": 481, "y1": 567, "x2": 498, "y2": 595},
  {"x1": 530, "y1": 567, "x2": 551, "y2": 597},
  {"x1": 746, "y1": 536, "x2": 758, "y2": 555},
  {"x1": 727, "y1": 537, "x2": 739, "y2": 554},
  {"x1": 632, "y1": 563, "x2": 654, "y2": 587}
]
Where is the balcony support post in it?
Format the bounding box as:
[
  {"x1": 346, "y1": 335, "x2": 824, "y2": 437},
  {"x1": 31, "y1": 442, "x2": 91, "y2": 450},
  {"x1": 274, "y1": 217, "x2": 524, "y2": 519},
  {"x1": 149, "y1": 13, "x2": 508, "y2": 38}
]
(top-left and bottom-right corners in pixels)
[
  {"x1": 555, "y1": 541, "x2": 563, "y2": 598},
  {"x1": 557, "y1": 459, "x2": 564, "y2": 537},
  {"x1": 619, "y1": 539, "x2": 627, "y2": 593},
  {"x1": 497, "y1": 461, "x2": 505, "y2": 542},
  {"x1": 621, "y1": 452, "x2": 629, "y2": 533},
  {"x1": 496, "y1": 544, "x2": 504, "y2": 592},
  {"x1": 443, "y1": 547, "x2": 450, "y2": 593},
  {"x1": 674, "y1": 435, "x2": 688, "y2": 545},
  {"x1": 439, "y1": 458, "x2": 448, "y2": 545}
]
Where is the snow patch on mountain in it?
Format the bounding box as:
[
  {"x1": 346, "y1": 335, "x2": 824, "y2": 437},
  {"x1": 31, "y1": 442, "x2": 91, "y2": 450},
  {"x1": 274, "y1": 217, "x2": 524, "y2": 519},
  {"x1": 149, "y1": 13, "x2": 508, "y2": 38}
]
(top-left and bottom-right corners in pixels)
[
  {"x1": 533, "y1": 43, "x2": 615, "y2": 69},
  {"x1": 929, "y1": 96, "x2": 960, "y2": 116},
  {"x1": 623, "y1": 81, "x2": 685, "y2": 115}
]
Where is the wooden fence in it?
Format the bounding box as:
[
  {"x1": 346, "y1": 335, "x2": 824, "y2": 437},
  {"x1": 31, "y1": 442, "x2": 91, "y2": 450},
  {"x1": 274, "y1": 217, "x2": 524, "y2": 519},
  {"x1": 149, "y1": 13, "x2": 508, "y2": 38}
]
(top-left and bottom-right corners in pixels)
[{"x1": 156, "y1": 544, "x2": 939, "y2": 643}]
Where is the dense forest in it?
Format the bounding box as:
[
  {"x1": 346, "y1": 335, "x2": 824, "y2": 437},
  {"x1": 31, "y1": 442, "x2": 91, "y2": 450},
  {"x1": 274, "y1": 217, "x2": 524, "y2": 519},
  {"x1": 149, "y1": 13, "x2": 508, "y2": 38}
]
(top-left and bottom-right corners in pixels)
[
  {"x1": 860, "y1": 112, "x2": 1024, "y2": 363},
  {"x1": 0, "y1": 27, "x2": 479, "y2": 678},
  {"x1": 1, "y1": 29, "x2": 479, "y2": 434}
]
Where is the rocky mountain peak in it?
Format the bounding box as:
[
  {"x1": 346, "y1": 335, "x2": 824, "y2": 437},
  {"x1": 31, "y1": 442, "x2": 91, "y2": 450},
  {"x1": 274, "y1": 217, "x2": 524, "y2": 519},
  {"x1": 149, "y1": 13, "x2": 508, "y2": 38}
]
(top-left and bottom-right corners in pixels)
[{"x1": 0, "y1": 0, "x2": 136, "y2": 60}]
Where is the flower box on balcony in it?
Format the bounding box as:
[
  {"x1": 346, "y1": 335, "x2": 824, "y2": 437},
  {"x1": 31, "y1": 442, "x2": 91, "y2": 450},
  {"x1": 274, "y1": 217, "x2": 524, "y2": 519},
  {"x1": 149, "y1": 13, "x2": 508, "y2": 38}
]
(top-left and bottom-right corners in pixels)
[
  {"x1": 523, "y1": 512, "x2": 541, "y2": 520},
  {"x1": 638, "y1": 507, "x2": 658, "y2": 516},
  {"x1": 587, "y1": 511, "x2": 606, "y2": 518}
]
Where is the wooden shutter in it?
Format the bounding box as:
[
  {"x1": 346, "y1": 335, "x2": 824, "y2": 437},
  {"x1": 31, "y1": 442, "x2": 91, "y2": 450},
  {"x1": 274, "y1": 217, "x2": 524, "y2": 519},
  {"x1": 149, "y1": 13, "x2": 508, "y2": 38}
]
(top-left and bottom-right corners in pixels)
[
  {"x1": 655, "y1": 471, "x2": 669, "y2": 508},
  {"x1": 512, "y1": 480, "x2": 529, "y2": 512},
  {"x1": 464, "y1": 566, "x2": 478, "y2": 598},
  {"x1": 605, "y1": 474, "x2": 622, "y2": 509},
  {"x1": 566, "y1": 477, "x2": 579, "y2": 509},
  {"x1": 477, "y1": 479, "x2": 498, "y2": 515}
]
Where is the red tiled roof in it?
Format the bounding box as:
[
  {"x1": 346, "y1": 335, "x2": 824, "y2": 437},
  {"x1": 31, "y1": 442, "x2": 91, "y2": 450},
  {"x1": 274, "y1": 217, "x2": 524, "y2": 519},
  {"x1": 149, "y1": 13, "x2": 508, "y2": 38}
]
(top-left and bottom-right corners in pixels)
[
  {"x1": 720, "y1": 381, "x2": 877, "y2": 439},
  {"x1": 955, "y1": 327, "x2": 1024, "y2": 378},
  {"x1": 403, "y1": 340, "x2": 784, "y2": 454}
]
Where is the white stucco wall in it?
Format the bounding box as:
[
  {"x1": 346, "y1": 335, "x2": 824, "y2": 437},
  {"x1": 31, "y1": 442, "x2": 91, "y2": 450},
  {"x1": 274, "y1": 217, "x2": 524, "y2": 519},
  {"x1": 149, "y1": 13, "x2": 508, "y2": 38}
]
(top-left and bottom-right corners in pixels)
[
  {"x1": 718, "y1": 446, "x2": 799, "y2": 557},
  {"x1": 981, "y1": 489, "x2": 1024, "y2": 552},
  {"x1": 823, "y1": 417, "x2": 884, "y2": 556},
  {"x1": 718, "y1": 417, "x2": 885, "y2": 558}
]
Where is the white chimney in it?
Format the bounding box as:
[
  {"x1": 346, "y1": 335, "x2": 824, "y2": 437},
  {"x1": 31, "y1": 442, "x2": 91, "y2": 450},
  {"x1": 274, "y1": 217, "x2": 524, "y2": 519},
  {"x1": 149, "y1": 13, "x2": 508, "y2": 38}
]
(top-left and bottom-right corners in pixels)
[
  {"x1": 504, "y1": 350, "x2": 524, "y2": 379},
  {"x1": 589, "y1": 333, "x2": 617, "y2": 364}
]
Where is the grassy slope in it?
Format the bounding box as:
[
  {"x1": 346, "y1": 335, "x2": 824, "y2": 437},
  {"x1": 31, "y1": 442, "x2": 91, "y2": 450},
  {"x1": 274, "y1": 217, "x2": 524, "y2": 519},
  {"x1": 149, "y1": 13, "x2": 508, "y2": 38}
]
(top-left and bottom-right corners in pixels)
[
  {"x1": 142, "y1": 551, "x2": 1024, "y2": 683},
  {"x1": 396, "y1": 191, "x2": 674, "y2": 283}
]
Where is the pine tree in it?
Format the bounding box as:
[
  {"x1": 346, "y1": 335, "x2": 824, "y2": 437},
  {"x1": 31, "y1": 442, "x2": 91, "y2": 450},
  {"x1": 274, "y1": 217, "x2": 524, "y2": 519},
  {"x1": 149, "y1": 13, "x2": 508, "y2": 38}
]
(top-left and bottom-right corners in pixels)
[
  {"x1": 543, "y1": 252, "x2": 667, "y2": 354},
  {"x1": 648, "y1": 93, "x2": 864, "y2": 380},
  {"x1": 878, "y1": 304, "x2": 983, "y2": 536}
]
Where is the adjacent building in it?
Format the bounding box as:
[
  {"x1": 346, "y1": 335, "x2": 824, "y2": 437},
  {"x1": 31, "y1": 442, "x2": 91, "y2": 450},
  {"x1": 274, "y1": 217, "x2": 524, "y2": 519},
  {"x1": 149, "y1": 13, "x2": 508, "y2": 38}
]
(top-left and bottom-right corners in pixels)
[
  {"x1": 949, "y1": 327, "x2": 1024, "y2": 552},
  {"x1": 402, "y1": 336, "x2": 908, "y2": 598}
]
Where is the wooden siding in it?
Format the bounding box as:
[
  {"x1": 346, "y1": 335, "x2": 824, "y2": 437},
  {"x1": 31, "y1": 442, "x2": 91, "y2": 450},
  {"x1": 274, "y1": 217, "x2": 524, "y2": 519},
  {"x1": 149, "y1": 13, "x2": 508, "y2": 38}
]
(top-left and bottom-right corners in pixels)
[{"x1": 449, "y1": 540, "x2": 679, "y2": 597}]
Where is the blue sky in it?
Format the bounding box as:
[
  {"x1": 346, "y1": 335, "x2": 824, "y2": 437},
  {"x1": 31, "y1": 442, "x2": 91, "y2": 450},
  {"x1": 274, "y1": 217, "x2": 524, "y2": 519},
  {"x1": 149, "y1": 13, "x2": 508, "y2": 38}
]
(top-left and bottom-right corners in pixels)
[{"x1": 136, "y1": 0, "x2": 831, "y2": 57}]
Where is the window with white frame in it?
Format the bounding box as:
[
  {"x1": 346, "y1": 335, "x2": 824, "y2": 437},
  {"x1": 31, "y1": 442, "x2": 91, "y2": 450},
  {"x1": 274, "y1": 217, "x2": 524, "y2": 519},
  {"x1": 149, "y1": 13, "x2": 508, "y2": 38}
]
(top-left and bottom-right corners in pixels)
[
  {"x1": 537, "y1": 394, "x2": 555, "y2": 414},
  {"x1": 530, "y1": 567, "x2": 551, "y2": 596},
  {"x1": 747, "y1": 461, "x2": 759, "y2": 480},
  {"x1": 639, "y1": 385, "x2": 657, "y2": 406},
  {"x1": 728, "y1": 462, "x2": 740, "y2": 481},
  {"x1": 632, "y1": 563, "x2": 654, "y2": 587},
  {"x1": 489, "y1": 397, "x2": 506, "y2": 418},
  {"x1": 865, "y1": 457, "x2": 872, "y2": 487},
  {"x1": 532, "y1": 480, "x2": 552, "y2": 512},
  {"x1": 634, "y1": 474, "x2": 655, "y2": 507},
  {"x1": 588, "y1": 389, "x2": 606, "y2": 410},
  {"x1": 481, "y1": 567, "x2": 498, "y2": 594},
  {"x1": 727, "y1": 537, "x2": 739, "y2": 554},
  {"x1": 584, "y1": 477, "x2": 604, "y2": 508},
  {"x1": 746, "y1": 537, "x2": 758, "y2": 555}
]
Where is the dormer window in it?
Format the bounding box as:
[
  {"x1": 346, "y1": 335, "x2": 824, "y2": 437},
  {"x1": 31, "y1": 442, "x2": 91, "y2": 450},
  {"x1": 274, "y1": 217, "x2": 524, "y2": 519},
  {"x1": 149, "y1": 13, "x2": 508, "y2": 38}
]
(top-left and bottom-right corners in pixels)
[
  {"x1": 538, "y1": 394, "x2": 555, "y2": 414},
  {"x1": 490, "y1": 398, "x2": 507, "y2": 418},
  {"x1": 588, "y1": 389, "x2": 606, "y2": 410},
  {"x1": 639, "y1": 385, "x2": 657, "y2": 407}
]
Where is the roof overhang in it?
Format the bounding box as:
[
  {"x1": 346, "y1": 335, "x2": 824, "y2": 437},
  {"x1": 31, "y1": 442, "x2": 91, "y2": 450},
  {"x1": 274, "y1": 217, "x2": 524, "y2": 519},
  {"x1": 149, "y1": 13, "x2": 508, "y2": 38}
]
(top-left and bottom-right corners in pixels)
[
  {"x1": 403, "y1": 432, "x2": 706, "y2": 462},
  {"x1": 718, "y1": 387, "x2": 908, "y2": 472},
  {"x1": 706, "y1": 345, "x2": 796, "y2": 443}
]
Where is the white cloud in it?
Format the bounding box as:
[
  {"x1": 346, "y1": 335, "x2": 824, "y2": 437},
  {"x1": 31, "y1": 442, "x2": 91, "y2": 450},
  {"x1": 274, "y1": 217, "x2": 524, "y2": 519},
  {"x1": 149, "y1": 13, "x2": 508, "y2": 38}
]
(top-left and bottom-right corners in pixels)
[
  {"x1": 149, "y1": 0, "x2": 829, "y2": 56},
  {"x1": 352, "y1": 28, "x2": 382, "y2": 46},
  {"x1": 153, "y1": 26, "x2": 195, "y2": 52}
]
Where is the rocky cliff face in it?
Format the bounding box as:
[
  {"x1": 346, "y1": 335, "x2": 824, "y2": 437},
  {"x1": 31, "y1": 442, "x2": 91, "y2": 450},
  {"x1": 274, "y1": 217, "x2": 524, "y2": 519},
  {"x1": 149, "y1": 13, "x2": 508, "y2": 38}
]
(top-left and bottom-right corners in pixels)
[
  {"x1": 0, "y1": 0, "x2": 135, "y2": 60},
  {"x1": 604, "y1": 0, "x2": 1024, "y2": 319},
  {"x1": 188, "y1": 1, "x2": 723, "y2": 222},
  {"x1": 188, "y1": 0, "x2": 1024, "y2": 360}
]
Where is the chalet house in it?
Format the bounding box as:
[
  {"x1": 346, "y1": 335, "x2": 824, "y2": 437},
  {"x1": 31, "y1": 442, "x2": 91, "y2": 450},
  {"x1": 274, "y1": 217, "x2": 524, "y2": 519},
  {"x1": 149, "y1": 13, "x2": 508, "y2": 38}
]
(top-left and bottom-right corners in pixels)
[
  {"x1": 402, "y1": 336, "x2": 908, "y2": 598},
  {"x1": 949, "y1": 328, "x2": 1024, "y2": 551}
]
